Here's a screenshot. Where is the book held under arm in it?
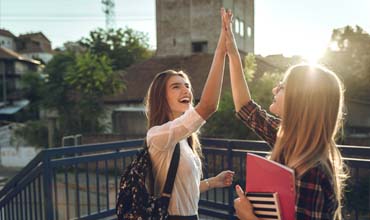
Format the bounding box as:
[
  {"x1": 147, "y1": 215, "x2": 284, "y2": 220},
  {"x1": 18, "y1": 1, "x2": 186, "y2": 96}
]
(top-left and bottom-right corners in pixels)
[{"x1": 245, "y1": 153, "x2": 295, "y2": 220}]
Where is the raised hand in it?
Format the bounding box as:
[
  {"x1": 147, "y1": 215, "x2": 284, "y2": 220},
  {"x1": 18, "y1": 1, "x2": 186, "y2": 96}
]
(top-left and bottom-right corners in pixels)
[{"x1": 222, "y1": 9, "x2": 238, "y2": 55}]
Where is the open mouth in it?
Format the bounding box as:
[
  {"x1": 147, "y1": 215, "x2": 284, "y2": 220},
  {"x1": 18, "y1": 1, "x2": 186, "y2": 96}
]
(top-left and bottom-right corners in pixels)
[{"x1": 179, "y1": 97, "x2": 190, "y2": 104}]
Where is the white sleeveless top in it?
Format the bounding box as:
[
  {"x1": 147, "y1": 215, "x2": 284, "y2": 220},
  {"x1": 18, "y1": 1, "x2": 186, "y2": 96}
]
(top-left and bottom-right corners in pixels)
[{"x1": 146, "y1": 107, "x2": 205, "y2": 216}]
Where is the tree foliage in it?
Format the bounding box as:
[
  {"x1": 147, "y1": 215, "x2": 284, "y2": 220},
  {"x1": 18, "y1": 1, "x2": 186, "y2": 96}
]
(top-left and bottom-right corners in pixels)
[
  {"x1": 20, "y1": 71, "x2": 45, "y2": 119},
  {"x1": 79, "y1": 28, "x2": 153, "y2": 70},
  {"x1": 17, "y1": 26, "x2": 153, "y2": 147},
  {"x1": 322, "y1": 25, "x2": 370, "y2": 98},
  {"x1": 202, "y1": 54, "x2": 283, "y2": 139}
]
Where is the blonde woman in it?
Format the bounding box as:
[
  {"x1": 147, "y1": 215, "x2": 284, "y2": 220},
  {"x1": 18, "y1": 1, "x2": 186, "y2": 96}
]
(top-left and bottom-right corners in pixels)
[
  {"x1": 145, "y1": 9, "x2": 234, "y2": 220},
  {"x1": 222, "y1": 10, "x2": 347, "y2": 220}
]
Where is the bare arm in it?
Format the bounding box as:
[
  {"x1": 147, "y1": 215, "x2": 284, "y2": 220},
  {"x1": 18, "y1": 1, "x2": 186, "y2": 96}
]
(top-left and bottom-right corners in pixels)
[
  {"x1": 224, "y1": 10, "x2": 251, "y2": 112},
  {"x1": 195, "y1": 9, "x2": 227, "y2": 120},
  {"x1": 200, "y1": 170, "x2": 234, "y2": 193}
]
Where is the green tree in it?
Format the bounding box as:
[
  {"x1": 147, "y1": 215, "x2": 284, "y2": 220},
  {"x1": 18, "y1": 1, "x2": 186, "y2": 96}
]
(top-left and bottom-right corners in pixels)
[
  {"x1": 322, "y1": 25, "x2": 370, "y2": 98},
  {"x1": 79, "y1": 28, "x2": 153, "y2": 70},
  {"x1": 202, "y1": 54, "x2": 283, "y2": 139},
  {"x1": 17, "y1": 50, "x2": 125, "y2": 147},
  {"x1": 20, "y1": 71, "x2": 45, "y2": 119},
  {"x1": 64, "y1": 52, "x2": 124, "y2": 134}
]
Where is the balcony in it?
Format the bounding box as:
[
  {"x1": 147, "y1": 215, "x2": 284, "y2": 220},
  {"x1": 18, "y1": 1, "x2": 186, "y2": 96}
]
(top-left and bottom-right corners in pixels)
[{"x1": 0, "y1": 138, "x2": 369, "y2": 220}]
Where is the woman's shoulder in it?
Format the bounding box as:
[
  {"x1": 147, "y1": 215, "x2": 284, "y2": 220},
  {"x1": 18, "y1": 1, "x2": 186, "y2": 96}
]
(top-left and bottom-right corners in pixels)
[{"x1": 299, "y1": 164, "x2": 335, "y2": 192}]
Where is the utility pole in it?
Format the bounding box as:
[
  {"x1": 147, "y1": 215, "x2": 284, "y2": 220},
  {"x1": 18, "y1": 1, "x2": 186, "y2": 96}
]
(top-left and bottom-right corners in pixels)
[{"x1": 101, "y1": 0, "x2": 115, "y2": 30}]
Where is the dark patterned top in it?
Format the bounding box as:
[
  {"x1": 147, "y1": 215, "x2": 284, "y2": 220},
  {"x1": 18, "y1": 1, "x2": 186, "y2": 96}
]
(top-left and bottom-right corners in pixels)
[{"x1": 236, "y1": 100, "x2": 338, "y2": 220}]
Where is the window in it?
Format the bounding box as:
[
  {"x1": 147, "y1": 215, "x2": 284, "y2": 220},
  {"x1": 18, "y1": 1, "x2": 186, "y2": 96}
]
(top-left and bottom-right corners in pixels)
[
  {"x1": 192, "y1": 41, "x2": 208, "y2": 53},
  {"x1": 247, "y1": 26, "x2": 252, "y2": 38},
  {"x1": 240, "y1": 20, "x2": 245, "y2": 37},
  {"x1": 235, "y1": 18, "x2": 240, "y2": 34}
]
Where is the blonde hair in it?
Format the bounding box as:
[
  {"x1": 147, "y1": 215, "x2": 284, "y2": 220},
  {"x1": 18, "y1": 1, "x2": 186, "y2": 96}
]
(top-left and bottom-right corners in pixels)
[
  {"x1": 270, "y1": 64, "x2": 347, "y2": 219},
  {"x1": 144, "y1": 70, "x2": 202, "y2": 158}
]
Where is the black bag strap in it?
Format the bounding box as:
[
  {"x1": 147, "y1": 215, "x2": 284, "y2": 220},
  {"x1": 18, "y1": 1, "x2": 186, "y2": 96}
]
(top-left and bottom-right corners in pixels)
[{"x1": 161, "y1": 143, "x2": 180, "y2": 197}]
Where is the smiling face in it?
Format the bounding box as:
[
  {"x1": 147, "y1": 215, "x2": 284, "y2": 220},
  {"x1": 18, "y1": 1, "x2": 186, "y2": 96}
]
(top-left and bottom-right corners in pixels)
[
  {"x1": 269, "y1": 81, "x2": 285, "y2": 118},
  {"x1": 166, "y1": 75, "x2": 193, "y2": 120}
]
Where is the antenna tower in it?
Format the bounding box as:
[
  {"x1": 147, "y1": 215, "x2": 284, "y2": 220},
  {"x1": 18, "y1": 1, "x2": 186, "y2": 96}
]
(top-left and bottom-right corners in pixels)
[{"x1": 101, "y1": 0, "x2": 115, "y2": 30}]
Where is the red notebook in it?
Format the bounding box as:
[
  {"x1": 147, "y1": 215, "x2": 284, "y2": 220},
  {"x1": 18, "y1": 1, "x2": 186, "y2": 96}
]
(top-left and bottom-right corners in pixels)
[{"x1": 246, "y1": 153, "x2": 295, "y2": 220}]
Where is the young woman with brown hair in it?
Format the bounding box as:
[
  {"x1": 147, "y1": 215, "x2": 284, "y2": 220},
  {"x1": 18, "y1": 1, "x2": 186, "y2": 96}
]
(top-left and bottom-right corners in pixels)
[{"x1": 144, "y1": 9, "x2": 234, "y2": 220}]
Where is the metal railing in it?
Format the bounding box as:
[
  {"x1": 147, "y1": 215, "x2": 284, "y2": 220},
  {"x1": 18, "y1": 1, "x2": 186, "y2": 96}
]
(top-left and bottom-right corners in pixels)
[{"x1": 0, "y1": 138, "x2": 369, "y2": 220}]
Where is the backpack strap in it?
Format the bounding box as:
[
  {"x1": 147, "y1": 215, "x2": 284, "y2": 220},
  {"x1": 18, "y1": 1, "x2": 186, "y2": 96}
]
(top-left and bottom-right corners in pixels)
[{"x1": 161, "y1": 143, "x2": 180, "y2": 198}]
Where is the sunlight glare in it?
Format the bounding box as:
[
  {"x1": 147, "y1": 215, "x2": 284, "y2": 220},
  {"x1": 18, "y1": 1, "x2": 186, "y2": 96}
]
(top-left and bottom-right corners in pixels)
[{"x1": 300, "y1": 41, "x2": 327, "y2": 65}]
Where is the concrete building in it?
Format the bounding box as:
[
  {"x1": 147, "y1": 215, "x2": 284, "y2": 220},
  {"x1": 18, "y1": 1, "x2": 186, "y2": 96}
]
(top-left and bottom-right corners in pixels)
[
  {"x1": 156, "y1": 0, "x2": 254, "y2": 57},
  {"x1": 0, "y1": 47, "x2": 41, "y2": 121},
  {"x1": 0, "y1": 30, "x2": 17, "y2": 51},
  {"x1": 17, "y1": 32, "x2": 54, "y2": 64}
]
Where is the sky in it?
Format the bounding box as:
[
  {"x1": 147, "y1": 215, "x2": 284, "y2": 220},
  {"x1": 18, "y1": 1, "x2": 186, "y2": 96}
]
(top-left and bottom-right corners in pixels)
[{"x1": 1, "y1": 0, "x2": 369, "y2": 60}]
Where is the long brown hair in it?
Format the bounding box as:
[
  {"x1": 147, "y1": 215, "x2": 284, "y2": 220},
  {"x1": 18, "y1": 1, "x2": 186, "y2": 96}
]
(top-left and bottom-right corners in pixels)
[
  {"x1": 144, "y1": 70, "x2": 202, "y2": 158},
  {"x1": 270, "y1": 64, "x2": 347, "y2": 219}
]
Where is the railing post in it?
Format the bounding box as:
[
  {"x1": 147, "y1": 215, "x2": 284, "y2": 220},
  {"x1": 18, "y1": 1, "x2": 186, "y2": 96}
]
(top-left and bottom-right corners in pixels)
[
  {"x1": 227, "y1": 141, "x2": 235, "y2": 220},
  {"x1": 43, "y1": 152, "x2": 54, "y2": 220}
]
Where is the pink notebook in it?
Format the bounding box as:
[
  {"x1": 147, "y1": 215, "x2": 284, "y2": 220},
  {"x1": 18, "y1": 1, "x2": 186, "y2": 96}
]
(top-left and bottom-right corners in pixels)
[{"x1": 246, "y1": 153, "x2": 295, "y2": 220}]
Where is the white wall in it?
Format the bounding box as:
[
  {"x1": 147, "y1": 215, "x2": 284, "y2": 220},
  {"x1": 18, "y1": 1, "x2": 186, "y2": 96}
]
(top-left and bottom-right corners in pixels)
[
  {"x1": 0, "y1": 124, "x2": 41, "y2": 167},
  {"x1": 0, "y1": 36, "x2": 16, "y2": 50},
  {"x1": 0, "y1": 147, "x2": 40, "y2": 167}
]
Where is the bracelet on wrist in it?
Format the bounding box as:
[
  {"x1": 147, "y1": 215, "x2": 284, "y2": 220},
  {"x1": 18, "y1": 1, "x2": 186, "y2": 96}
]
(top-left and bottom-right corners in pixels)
[{"x1": 205, "y1": 178, "x2": 211, "y2": 190}]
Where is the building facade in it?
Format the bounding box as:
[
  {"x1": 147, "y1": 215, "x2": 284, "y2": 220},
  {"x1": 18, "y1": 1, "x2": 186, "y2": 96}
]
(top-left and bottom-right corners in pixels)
[
  {"x1": 156, "y1": 0, "x2": 254, "y2": 57},
  {"x1": 0, "y1": 30, "x2": 17, "y2": 51}
]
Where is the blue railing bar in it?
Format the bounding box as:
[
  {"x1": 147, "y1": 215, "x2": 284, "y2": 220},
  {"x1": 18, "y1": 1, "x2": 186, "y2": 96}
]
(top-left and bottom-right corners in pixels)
[
  {"x1": 44, "y1": 139, "x2": 144, "y2": 158},
  {"x1": 203, "y1": 147, "x2": 227, "y2": 153},
  {"x1": 0, "y1": 152, "x2": 43, "y2": 199},
  {"x1": 212, "y1": 153, "x2": 216, "y2": 201},
  {"x1": 227, "y1": 141, "x2": 235, "y2": 220},
  {"x1": 49, "y1": 150, "x2": 138, "y2": 168},
  {"x1": 32, "y1": 180, "x2": 38, "y2": 220},
  {"x1": 37, "y1": 176, "x2": 43, "y2": 220},
  {"x1": 221, "y1": 154, "x2": 226, "y2": 203},
  {"x1": 15, "y1": 193, "x2": 19, "y2": 220},
  {"x1": 339, "y1": 145, "x2": 370, "y2": 157},
  {"x1": 77, "y1": 209, "x2": 116, "y2": 220},
  {"x1": 64, "y1": 167, "x2": 70, "y2": 220},
  {"x1": 43, "y1": 153, "x2": 54, "y2": 220},
  {"x1": 344, "y1": 157, "x2": 370, "y2": 168},
  {"x1": 201, "y1": 138, "x2": 231, "y2": 147},
  {"x1": 96, "y1": 161, "x2": 100, "y2": 213},
  {"x1": 86, "y1": 163, "x2": 91, "y2": 215},
  {"x1": 199, "y1": 200, "x2": 229, "y2": 209},
  {"x1": 114, "y1": 158, "x2": 118, "y2": 199},
  {"x1": 28, "y1": 184, "x2": 33, "y2": 220},
  {"x1": 25, "y1": 189, "x2": 28, "y2": 220},
  {"x1": 198, "y1": 207, "x2": 230, "y2": 219},
  {"x1": 53, "y1": 169, "x2": 58, "y2": 220},
  {"x1": 202, "y1": 138, "x2": 270, "y2": 149},
  {"x1": 204, "y1": 153, "x2": 209, "y2": 201},
  {"x1": 25, "y1": 186, "x2": 29, "y2": 220},
  {"x1": 0, "y1": 167, "x2": 42, "y2": 208},
  {"x1": 11, "y1": 197, "x2": 14, "y2": 220},
  {"x1": 75, "y1": 164, "x2": 81, "y2": 218},
  {"x1": 105, "y1": 160, "x2": 109, "y2": 210},
  {"x1": 231, "y1": 150, "x2": 268, "y2": 157},
  {"x1": 202, "y1": 138, "x2": 370, "y2": 157}
]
